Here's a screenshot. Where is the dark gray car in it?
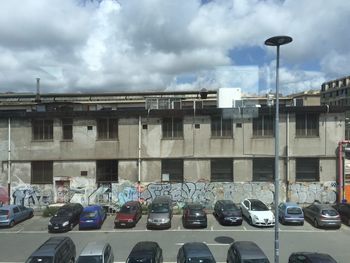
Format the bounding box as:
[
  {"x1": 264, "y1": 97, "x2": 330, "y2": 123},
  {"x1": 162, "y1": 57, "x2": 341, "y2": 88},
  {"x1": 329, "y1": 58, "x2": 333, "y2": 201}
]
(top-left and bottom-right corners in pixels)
[
  {"x1": 303, "y1": 203, "x2": 341, "y2": 229},
  {"x1": 177, "y1": 242, "x2": 216, "y2": 263},
  {"x1": 227, "y1": 241, "x2": 270, "y2": 263},
  {"x1": 289, "y1": 252, "x2": 337, "y2": 263}
]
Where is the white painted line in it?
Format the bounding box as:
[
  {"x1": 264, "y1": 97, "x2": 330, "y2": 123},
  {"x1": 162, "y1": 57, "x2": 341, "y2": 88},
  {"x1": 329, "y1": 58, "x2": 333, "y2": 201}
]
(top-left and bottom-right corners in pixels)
[
  {"x1": 178, "y1": 226, "x2": 180, "y2": 230},
  {"x1": 211, "y1": 226, "x2": 213, "y2": 231},
  {"x1": 243, "y1": 226, "x2": 247, "y2": 230}
]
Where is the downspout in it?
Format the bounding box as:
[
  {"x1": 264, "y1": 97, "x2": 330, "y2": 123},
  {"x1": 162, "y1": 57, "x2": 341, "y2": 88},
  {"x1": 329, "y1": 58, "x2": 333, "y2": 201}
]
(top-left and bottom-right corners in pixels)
[
  {"x1": 286, "y1": 112, "x2": 289, "y2": 201},
  {"x1": 7, "y1": 118, "x2": 11, "y2": 204},
  {"x1": 338, "y1": 141, "x2": 344, "y2": 202},
  {"x1": 138, "y1": 116, "x2": 141, "y2": 183}
]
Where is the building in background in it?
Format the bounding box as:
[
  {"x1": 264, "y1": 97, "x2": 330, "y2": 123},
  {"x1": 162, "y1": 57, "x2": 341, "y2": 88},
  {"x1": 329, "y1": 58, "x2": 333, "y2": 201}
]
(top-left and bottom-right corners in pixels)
[{"x1": 0, "y1": 90, "x2": 345, "y2": 209}]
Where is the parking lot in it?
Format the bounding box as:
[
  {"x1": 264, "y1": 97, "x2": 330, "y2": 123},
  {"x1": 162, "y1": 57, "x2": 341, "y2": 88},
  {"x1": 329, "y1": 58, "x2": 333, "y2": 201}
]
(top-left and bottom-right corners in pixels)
[{"x1": 1, "y1": 214, "x2": 349, "y2": 262}]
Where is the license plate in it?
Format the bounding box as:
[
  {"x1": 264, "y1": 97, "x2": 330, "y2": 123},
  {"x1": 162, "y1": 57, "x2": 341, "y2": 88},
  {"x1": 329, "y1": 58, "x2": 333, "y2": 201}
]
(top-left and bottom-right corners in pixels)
[
  {"x1": 54, "y1": 227, "x2": 59, "y2": 229},
  {"x1": 120, "y1": 223, "x2": 126, "y2": 226},
  {"x1": 86, "y1": 220, "x2": 93, "y2": 223}
]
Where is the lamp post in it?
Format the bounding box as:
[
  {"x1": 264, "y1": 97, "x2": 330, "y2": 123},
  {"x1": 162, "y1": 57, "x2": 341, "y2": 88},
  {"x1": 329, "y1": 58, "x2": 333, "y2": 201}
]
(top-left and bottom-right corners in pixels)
[{"x1": 265, "y1": 35, "x2": 293, "y2": 263}]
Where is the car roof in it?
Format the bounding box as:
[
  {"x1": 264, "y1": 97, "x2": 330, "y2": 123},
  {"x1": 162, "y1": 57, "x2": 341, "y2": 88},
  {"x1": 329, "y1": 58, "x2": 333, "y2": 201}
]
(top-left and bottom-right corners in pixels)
[
  {"x1": 79, "y1": 242, "x2": 108, "y2": 256},
  {"x1": 31, "y1": 237, "x2": 71, "y2": 257},
  {"x1": 83, "y1": 205, "x2": 101, "y2": 212},
  {"x1": 182, "y1": 242, "x2": 213, "y2": 258},
  {"x1": 232, "y1": 241, "x2": 267, "y2": 259},
  {"x1": 186, "y1": 203, "x2": 203, "y2": 209},
  {"x1": 217, "y1": 200, "x2": 234, "y2": 205},
  {"x1": 292, "y1": 252, "x2": 336, "y2": 262},
  {"x1": 283, "y1": 202, "x2": 299, "y2": 207},
  {"x1": 128, "y1": 242, "x2": 159, "y2": 259}
]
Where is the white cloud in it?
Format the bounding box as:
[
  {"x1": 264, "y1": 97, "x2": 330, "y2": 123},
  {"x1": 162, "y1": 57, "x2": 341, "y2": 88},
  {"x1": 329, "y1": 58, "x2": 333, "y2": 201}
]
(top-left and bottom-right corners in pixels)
[{"x1": 0, "y1": 0, "x2": 348, "y2": 94}]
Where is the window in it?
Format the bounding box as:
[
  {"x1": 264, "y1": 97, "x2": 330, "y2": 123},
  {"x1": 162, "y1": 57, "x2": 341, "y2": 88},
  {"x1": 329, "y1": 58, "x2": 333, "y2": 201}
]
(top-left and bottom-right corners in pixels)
[
  {"x1": 161, "y1": 159, "x2": 183, "y2": 182},
  {"x1": 162, "y1": 118, "x2": 183, "y2": 139},
  {"x1": 211, "y1": 116, "x2": 232, "y2": 137},
  {"x1": 62, "y1": 119, "x2": 73, "y2": 140},
  {"x1": 32, "y1": 119, "x2": 53, "y2": 140},
  {"x1": 296, "y1": 113, "x2": 319, "y2": 137},
  {"x1": 96, "y1": 160, "x2": 118, "y2": 182},
  {"x1": 211, "y1": 159, "x2": 233, "y2": 182},
  {"x1": 97, "y1": 118, "x2": 118, "y2": 139},
  {"x1": 253, "y1": 115, "x2": 274, "y2": 137},
  {"x1": 31, "y1": 161, "x2": 53, "y2": 184},
  {"x1": 296, "y1": 158, "x2": 319, "y2": 181},
  {"x1": 253, "y1": 158, "x2": 274, "y2": 182}
]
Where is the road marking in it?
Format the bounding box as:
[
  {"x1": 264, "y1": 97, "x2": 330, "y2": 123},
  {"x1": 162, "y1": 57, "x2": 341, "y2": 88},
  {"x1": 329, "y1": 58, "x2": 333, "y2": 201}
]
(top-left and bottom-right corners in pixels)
[
  {"x1": 243, "y1": 226, "x2": 247, "y2": 230},
  {"x1": 211, "y1": 226, "x2": 213, "y2": 231}
]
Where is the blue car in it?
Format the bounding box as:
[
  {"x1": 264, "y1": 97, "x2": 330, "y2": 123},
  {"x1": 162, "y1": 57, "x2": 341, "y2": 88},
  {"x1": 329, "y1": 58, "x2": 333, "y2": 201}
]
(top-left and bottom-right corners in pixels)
[
  {"x1": 79, "y1": 205, "x2": 106, "y2": 230},
  {"x1": 278, "y1": 202, "x2": 304, "y2": 225},
  {"x1": 0, "y1": 204, "x2": 34, "y2": 227}
]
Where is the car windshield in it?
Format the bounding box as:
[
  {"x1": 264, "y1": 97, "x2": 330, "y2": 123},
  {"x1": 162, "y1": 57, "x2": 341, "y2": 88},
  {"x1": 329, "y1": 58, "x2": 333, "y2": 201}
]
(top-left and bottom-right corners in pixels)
[
  {"x1": 82, "y1": 211, "x2": 98, "y2": 218},
  {"x1": 77, "y1": 255, "x2": 103, "y2": 263},
  {"x1": 150, "y1": 203, "x2": 169, "y2": 213},
  {"x1": 223, "y1": 204, "x2": 238, "y2": 211},
  {"x1": 0, "y1": 210, "x2": 8, "y2": 215},
  {"x1": 120, "y1": 206, "x2": 135, "y2": 213},
  {"x1": 187, "y1": 257, "x2": 215, "y2": 263},
  {"x1": 56, "y1": 209, "x2": 70, "y2": 216},
  {"x1": 251, "y1": 201, "x2": 269, "y2": 211},
  {"x1": 321, "y1": 210, "x2": 338, "y2": 216},
  {"x1": 287, "y1": 207, "x2": 302, "y2": 215},
  {"x1": 242, "y1": 259, "x2": 269, "y2": 263},
  {"x1": 25, "y1": 256, "x2": 53, "y2": 263}
]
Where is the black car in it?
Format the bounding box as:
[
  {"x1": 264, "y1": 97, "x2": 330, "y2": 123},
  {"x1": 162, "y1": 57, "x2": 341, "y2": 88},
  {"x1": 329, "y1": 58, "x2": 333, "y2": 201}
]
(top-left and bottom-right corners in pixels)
[
  {"x1": 288, "y1": 252, "x2": 337, "y2": 263},
  {"x1": 182, "y1": 203, "x2": 207, "y2": 228},
  {"x1": 25, "y1": 236, "x2": 76, "y2": 263},
  {"x1": 126, "y1": 241, "x2": 163, "y2": 263},
  {"x1": 227, "y1": 241, "x2": 269, "y2": 263},
  {"x1": 177, "y1": 242, "x2": 216, "y2": 263},
  {"x1": 48, "y1": 203, "x2": 83, "y2": 233},
  {"x1": 333, "y1": 203, "x2": 350, "y2": 225},
  {"x1": 213, "y1": 200, "x2": 242, "y2": 225}
]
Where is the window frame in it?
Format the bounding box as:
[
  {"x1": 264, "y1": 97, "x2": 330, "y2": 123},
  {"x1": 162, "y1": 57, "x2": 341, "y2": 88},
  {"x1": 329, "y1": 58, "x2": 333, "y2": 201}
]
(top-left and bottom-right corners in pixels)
[
  {"x1": 32, "y1": 119, "x2": 54, "y2": 141},
  {"x1": 97, "y1": 118, "x2": 118, "y2": 140},
  {"x1": 210, "y1": 158, "x2": 233, "y2": 182},
  {"x1": 252, "y1": 114, "x2": 274, "y2": 137},
  {"x1": 96, "y1": 160, "x2": 118, "y2": 183},
  {"x1": 161, "y1": 159, "x2": 184, "y2": 182},
  {"x1": 211, "y1": 116, "x2": 233, "y2": 138},
  {"x1": 295, "y1": 113, "x2": 319, "y2": 137},
  {"x1": 162, "y1": 117, "x2": 183, "y2": 139},
  {"x1": 62, "y1": 118, "x2": 73, "y2": 140},
  {"x1": 296, "y1": 158, "x2": 319, "y2": 182},
  {"x1": 31, "y1": 161, "x2": 53, "y2": 184},
  {"x1": 252, "y1": 158, "x2": 275, "y2": 182}
]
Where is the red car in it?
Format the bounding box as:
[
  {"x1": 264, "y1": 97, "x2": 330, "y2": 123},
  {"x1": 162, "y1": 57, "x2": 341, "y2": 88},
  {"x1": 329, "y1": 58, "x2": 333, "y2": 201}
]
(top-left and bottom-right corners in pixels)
[{"x1": 114, "y1": 201, "x2": 142, "y2": 228}]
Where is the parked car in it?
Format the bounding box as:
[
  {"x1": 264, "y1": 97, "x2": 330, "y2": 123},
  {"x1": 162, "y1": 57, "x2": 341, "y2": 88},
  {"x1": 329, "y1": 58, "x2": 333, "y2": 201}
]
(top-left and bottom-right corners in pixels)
[
  {"x1": 303, "y1": 203, "x2": 341, "y2": 229},
  {"x1": 278, "y1": 202, "x2": 304, "y2": 225},
  {"x1": 0, "y1": 204, "x2": 34, "y2": 227},
  {"x1": 177, "y1": 242, "x2": 216, "y2": 263},
  {"x1": 77, "y1": 242, "x2": 114, "y2": 263},
  {"x1": 333, "y1": 202, "x2": 350, "y2": 225},
  {"x1": 25, "y1": 236, "x2": 76, "y2": 263},
  {"x1": 147, "y1": 196, "x2": 173, "y2": 229},
  {"x1": 182, "y1": 203, "x2": 207, "y2": 228},
  {"x1": 213, "y1": 200, "x2": 242, "y2": 225},
  {"x1": 79, "y1": 205, "x2": 106, "y2": 230},
  {"x1": 126, "y1": 241, "x2": 163, "y2": 263},
  {"x1": 114, "y1": 201, "x2": 142, "y2": 228},
  {"x1": 288, "y1": 252, "x2": 337, "y2": 263},
  {"x1": 240, "y1": 199, "x2": 275, "y2": 226},
  {"x1": 48, "y1": 203, "x2": 83, "y2": 232},
  {"x1": 227, "y1": 241, "x2": 270, "y2": 263}
]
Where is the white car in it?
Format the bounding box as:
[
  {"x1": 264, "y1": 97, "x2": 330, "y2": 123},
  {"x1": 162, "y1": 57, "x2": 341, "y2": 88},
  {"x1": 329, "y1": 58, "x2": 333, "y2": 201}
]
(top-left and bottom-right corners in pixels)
[{"x1": 241, "y1": 199, "x2": 275, "y2": 226}]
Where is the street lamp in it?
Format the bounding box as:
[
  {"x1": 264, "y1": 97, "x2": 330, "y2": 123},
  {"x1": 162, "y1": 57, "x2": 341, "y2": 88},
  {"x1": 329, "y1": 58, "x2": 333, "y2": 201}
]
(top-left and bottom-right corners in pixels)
[{"x1": 265, "y1": 35, "x2": 293, "y2": 263}]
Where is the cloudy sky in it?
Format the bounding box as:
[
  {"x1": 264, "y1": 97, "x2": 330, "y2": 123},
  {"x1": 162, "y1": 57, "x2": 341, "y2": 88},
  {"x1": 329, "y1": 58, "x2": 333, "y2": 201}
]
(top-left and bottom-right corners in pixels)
[{"x1": 0, "y1": 0, "x2": 349, "y2": 95}]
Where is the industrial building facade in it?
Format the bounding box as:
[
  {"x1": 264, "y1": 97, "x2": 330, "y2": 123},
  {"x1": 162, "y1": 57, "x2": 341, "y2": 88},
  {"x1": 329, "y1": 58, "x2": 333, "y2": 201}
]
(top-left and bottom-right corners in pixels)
[{"x1": 0, "y1": 91, "x2": 345, "y2": 209}]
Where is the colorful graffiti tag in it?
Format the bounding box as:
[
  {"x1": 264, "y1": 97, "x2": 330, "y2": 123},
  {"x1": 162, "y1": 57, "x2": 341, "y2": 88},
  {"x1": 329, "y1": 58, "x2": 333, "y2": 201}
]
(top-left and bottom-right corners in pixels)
[
  {"x1": 12, "y1": 185, "x2": 52, "y2": 207},
  {"x1": 0, "y1": 185, "x2": 8, "y2": 204}
]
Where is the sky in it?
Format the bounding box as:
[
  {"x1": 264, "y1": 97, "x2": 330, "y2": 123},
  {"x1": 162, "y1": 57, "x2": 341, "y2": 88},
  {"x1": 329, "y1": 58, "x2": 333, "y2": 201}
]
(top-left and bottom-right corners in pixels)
[{"x1": 0, "y1": 0, "x2": 349, "y2": 95}]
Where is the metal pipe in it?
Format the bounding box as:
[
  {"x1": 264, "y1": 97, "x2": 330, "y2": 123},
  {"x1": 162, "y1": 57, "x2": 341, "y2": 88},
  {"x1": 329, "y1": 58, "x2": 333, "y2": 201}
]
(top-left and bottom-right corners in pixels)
[
  {"x1": 286, "y1": 112, "x2": 289, "y2": 201},
  {"x1": 7, "y1": 118, "x2": 11, "y2": 204},
  {"x1": 138, "y1": 116, "x2": 141, "y2": 183}
]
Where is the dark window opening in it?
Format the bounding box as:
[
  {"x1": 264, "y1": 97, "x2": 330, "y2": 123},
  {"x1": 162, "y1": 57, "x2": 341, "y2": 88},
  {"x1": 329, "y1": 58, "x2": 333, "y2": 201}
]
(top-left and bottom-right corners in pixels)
[
  {"x1": 296, "y1": 158, "x2": 319, "y2": 181},
  {"x1": 162, "y1": 118, "x2": 183, "y2": 139},
  {"x1": 96, "y1": 160, "x2": 118, "y2": 183},
  {"x1": 211, "y1": 159, "x2": 233, "y2": 182},
  {"x1": 62, "y1": 118, "x2": 73, "y2": 140},
  {"x1": 161, "y1": 159, "x2": 184, "y2": 182},
  {"x1": 32, "y1": 119, "x2": 53, "y2": 140},
  {"x1": 31, "y1": 161, "x2": 53, "y2": 184},
  {"x1": 253, "y1": 158, "x2": 274, "y2": 182},
  {"x1": 296, "y1": 113, "x2": 319, "y2": 137},
  {"x1": 97, "y1": 118, "x2": 118, "y2": 139},
  {"x1": 211, "y1": 116, "x2": 233, "y2": 137},
  {"x1": 253, "y1": 115, "x2": 274, "y2": 137}
]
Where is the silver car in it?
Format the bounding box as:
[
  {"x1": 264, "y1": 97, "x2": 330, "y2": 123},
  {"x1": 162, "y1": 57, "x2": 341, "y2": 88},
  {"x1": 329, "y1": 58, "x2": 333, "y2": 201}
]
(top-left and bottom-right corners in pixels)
[
  {"x1": 303, "y1": 203, "x2": 341, "y2": 229},
  {"x1": 77, "y1": 242, "x2": 114, "y2": 263},
  {"x1": 147, "y1": 196, "x2": 173, "y2": 229}
]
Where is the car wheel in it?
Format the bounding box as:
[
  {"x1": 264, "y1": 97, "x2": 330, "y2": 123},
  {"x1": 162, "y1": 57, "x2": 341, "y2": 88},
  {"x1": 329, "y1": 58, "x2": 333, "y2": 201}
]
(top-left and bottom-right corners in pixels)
[
  {"x1": 249, "y1": 216, "x2": 253, "y2": 225},
  {"x1": 9, "y1": 221, "x2": 15, "y2": 228},
  {"x1": 314, "y1": 219, "x2": 319, "y2": 228}
]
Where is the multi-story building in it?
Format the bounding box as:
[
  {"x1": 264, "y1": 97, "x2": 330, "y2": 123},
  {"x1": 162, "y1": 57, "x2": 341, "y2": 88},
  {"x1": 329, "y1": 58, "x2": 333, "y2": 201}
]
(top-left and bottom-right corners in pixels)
[
  {"x1": 0, "y1": 90, "x2": 345, "y2": 209},
  {"x1": 321, "y1": 76, "x2": 350, "y2": 106}
]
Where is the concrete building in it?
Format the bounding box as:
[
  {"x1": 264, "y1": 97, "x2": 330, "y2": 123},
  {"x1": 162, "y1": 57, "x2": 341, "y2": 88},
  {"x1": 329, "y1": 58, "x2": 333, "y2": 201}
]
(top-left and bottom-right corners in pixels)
[
  {"x1": 0, "y1": 90, "x2": 345, "y2": 209},
  {"x1": 321, "y1": 75, "x2": 350, "y2": 106}
]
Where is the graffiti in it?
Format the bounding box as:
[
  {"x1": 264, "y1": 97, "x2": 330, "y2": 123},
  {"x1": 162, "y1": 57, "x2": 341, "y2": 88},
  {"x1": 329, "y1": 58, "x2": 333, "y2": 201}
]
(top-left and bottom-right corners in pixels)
[
  {"x1": 289, "y1": 182, "x2": 337, "y2": 204},
  {"x1": 12, "y1": 185, "x2": 52, "y2": 207},
  {"x1": 0, "y1": 186, "x2": 8, "y2": 205}
]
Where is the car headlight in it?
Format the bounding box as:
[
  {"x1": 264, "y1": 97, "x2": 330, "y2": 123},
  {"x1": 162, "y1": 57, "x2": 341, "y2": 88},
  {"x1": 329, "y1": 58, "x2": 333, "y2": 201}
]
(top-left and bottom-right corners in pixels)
[
  {"x1": 62, "y1": 221, "x2": 69, "y2": 227},
  {"x1": 163, "y1": 218, "x2": 170, "y2": 223},
  {"x1": 147, "y1": 218, "x2": 153, "y2": 223},
  {"x1": 127, "y1": 219, "x2": 133, "y2": 222}
]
